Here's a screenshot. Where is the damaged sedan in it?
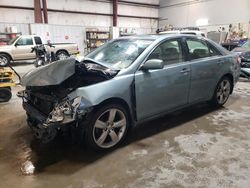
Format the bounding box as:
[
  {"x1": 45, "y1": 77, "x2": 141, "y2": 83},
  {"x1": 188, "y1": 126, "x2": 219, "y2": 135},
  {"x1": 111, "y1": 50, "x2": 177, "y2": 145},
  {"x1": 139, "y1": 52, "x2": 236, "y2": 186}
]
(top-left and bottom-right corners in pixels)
[{"x1": 18, "y1": 35, "x2": 240, "y2": 150}]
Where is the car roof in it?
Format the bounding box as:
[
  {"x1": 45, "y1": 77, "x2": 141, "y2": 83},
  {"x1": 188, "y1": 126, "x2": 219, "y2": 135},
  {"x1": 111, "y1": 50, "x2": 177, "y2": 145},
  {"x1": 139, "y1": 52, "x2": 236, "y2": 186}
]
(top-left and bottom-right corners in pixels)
[
  {"x1": 159, "y1": 30, "x2": 205, "y2": 35},
  {"x1": 18, "y1": 35, "x2": 39, "y2": 38},
  {"x1": 116, "y1": 34, "x2": 202, "y2": 41}
]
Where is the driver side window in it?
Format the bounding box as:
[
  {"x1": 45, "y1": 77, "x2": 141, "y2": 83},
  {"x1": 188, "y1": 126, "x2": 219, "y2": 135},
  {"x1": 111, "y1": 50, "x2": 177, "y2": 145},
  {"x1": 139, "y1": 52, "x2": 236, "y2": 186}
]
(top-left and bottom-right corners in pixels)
[
  {"x1": 148, "y1": 39, "x2": 184, "y2": 66},
  {"x1": 16, "y1": 37, "x2": 33, "y2": 46}
]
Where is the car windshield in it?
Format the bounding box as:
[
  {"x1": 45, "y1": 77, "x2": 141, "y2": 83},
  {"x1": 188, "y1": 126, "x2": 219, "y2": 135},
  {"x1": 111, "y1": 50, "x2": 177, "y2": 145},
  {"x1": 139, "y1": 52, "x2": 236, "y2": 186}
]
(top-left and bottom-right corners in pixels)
[
  {"x1": 241, "y1": 41, "x2": 250, "y2": 48},
  {"x1": 7, "y1": 36, "x2": 19, "y2": 45},
  {"x1": 87, "y1": 39, "x2": 153, "y2": 70}
]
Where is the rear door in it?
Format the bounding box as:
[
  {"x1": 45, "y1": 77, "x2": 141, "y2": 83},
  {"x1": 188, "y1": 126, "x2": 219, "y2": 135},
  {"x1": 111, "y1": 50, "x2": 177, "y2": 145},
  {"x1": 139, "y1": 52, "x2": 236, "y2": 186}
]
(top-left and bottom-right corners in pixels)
[
  {"x1": 12, "y1": 36, "x2": 36, "y2": 60},
  {"x1": 135, "y1": 38, "x2": 191, "y2": 121},
  {"x1": 185, "y1": 37, "x2": 224, "y2": 103}
]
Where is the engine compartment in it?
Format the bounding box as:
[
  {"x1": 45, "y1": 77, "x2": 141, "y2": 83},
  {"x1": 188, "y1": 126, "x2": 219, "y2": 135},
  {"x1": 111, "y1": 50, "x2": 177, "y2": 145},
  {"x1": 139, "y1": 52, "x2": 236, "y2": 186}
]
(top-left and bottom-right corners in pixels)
[{"x1": 25, "y1": 60, "x2": 118, "y2": 100}]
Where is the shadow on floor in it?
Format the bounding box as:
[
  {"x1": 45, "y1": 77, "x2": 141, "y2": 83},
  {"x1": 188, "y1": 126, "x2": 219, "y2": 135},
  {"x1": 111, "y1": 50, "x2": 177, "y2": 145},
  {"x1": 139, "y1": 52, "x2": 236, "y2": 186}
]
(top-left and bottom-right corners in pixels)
[
  {"x1": 11, "y1": 62, "x2": 34, "y2": 66},
  {"x1": 16, "y1": 103, "x2": 222, "y2": 174}
]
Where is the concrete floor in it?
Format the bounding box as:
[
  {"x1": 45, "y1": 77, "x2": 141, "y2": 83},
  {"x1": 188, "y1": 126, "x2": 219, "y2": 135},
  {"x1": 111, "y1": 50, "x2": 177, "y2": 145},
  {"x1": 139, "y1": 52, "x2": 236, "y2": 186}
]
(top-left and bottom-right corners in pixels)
[{"x1": 0, "y1": 63, "x2": 250, "y2": 188}]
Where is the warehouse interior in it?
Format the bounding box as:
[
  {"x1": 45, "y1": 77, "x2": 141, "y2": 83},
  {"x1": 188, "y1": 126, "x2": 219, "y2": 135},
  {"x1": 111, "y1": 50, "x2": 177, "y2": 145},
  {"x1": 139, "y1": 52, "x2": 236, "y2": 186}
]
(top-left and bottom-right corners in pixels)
[{"x1": 0, "y1": 0, "x2": 250, "y2": 187}]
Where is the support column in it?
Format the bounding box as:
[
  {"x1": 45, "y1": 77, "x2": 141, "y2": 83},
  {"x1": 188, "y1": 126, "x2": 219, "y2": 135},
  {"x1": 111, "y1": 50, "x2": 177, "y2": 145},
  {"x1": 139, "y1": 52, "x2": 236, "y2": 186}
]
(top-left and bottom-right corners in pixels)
[
  {"x1": 113, "y1": 0, "x2": 118, "y2": 27},
  {"x1": 34, "y1": 0, "x2": 43, "y2": 23},
  {"x1": 42, "y1": 0, "x2": 48, "y2": 23}
]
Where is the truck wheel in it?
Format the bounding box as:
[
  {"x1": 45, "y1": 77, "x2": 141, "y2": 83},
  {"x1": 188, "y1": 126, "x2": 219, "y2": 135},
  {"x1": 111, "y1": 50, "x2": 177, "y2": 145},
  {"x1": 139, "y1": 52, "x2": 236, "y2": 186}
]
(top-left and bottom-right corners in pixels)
[
  {"x1": 56, "y1": 51, "x2": 69, "y2": 60},
  {"x1": 0, "y1": 87, "x2": 12, "y2": 102},
  {"x1": 0, "y1": 54, "x2": 10, "y2": 67}
]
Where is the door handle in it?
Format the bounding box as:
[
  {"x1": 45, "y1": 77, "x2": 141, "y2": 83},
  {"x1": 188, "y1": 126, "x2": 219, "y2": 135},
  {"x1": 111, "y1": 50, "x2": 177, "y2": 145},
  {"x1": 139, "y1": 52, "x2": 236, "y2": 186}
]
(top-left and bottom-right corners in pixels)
[{"x1": 180, "y1": 68, "x2": 190, "y2": 73}]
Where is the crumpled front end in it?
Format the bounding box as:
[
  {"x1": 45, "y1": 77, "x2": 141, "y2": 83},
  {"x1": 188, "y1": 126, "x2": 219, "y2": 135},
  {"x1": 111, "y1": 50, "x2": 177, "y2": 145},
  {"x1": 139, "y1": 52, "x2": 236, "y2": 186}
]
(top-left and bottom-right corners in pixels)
[
  {"x1": 18, "y1": 58, "x2": 118, "y2": 143},
  {"x1": 18, "y1": 89, "x2": 92, "y2": 143}
]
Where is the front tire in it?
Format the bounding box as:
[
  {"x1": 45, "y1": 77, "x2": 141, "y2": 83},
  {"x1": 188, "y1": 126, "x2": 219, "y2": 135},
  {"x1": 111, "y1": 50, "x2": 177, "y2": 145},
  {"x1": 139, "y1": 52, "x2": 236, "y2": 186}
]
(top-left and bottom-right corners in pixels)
[
  {"x1": 56, "y1": 51, "x2": 69, "y2": 60},
  {"x1": 84, "y1": 104, "x2": 129, "y2": 151},
  {"x1": 210, "y1": 76, "x2": 232, "y2": 107}
]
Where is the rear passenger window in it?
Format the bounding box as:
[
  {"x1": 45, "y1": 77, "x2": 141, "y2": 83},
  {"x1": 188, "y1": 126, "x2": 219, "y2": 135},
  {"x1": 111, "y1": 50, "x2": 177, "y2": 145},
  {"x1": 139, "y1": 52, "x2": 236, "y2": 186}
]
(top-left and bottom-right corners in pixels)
[
  {"x1": 208, "y1": 43, "x2": 222, "y2": 56},
  {"x1": 148, "y1": 39, "x2": 184, "y2": 66},
  {"x1": 34, "y1": 37, "x2": 42, "y2": 45},
  {"x1": 186, "y1": 39, "x2": 209, "y2": 60}
]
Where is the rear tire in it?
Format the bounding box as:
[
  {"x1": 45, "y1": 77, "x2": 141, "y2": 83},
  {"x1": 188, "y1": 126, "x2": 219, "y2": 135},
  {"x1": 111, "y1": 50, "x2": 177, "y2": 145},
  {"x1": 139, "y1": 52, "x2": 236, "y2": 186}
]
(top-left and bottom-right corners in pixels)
[
  {"x1": 56, "y1": 51, "x2": 69, "y2": 60},
  {"x1": 210, "y1": 76, "x2": 232, "y2": 107},
  {"x1": 0, "y1": 87, "x2": 12, "y2": 102},
  {"x1": 0, "y1": 54, "x2": 10, "y2": 67}
]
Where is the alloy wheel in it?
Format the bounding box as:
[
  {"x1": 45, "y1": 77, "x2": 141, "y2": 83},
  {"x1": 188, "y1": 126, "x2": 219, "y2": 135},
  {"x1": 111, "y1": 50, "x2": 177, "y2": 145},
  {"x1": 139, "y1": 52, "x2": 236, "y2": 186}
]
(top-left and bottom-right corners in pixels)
[
  {"x1": 92, "y1": 108, "x2": 127, "y2": 148},
  {"x1": 216, "y1": 79, "x2": 231, "y2": 104}
]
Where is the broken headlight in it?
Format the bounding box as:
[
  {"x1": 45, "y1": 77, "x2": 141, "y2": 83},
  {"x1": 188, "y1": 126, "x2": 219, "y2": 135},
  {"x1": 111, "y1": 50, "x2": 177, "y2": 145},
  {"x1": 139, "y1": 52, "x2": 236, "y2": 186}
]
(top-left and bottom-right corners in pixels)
[{"x1": 46, "y1": 96, "x2": 85, "y2": 124}]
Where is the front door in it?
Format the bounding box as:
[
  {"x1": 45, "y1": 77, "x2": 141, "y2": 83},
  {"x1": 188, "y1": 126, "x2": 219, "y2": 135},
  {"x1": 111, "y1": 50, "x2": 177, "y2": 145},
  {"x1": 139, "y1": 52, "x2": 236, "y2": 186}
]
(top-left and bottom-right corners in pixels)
[
  {"x1": 135, "y1": 39, "x2": 191, "y2": 121},
  {"x1": 12, "y1": 36, "x2": 36, "y2": 60}
]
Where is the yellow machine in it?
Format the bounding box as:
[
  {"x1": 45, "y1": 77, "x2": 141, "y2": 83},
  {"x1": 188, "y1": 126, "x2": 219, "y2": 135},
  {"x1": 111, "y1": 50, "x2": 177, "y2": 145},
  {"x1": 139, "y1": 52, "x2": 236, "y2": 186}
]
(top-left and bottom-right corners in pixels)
[{"x1": 0, "y1": 67, "x2": 16, "y2": 102}]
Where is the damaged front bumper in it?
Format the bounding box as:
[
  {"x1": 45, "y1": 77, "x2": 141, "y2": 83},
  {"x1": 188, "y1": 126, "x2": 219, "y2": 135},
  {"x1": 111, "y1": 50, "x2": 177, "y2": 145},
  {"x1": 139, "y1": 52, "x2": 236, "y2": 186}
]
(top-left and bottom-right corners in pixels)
[{"x1": 18, "y1": 90, "x2": 93, "y2": 143}]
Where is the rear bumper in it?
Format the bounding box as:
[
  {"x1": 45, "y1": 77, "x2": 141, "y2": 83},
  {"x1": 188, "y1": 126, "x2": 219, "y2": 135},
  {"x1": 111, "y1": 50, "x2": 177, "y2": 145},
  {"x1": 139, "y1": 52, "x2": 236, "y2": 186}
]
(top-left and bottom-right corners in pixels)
[{"x1": 72, "y1": 52, "x2": 80, "y2": 56}]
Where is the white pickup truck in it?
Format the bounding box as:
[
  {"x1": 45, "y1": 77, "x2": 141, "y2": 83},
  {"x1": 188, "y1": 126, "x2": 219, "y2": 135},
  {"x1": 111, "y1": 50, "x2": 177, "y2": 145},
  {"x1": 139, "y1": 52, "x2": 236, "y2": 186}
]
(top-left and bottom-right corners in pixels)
[{"x1": 0, "y1": 35, "x2": 79, "y2": 66}]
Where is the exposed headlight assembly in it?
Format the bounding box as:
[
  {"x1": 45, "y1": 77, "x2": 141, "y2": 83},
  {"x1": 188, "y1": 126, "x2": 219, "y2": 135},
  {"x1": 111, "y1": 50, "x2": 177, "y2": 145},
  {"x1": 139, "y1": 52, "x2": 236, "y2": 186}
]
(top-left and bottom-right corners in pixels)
[{"x1": 46, "y1": 96, "x2": 87, "y2": 124}]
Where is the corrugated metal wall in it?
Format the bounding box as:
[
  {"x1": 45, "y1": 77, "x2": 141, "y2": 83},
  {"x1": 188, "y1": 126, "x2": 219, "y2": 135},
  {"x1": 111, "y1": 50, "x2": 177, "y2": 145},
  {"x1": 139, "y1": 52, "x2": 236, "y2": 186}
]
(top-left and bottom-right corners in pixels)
[
  {"x1": 30, "y1": 24, "x2": 85, "y2": 55},
  {"x1": 0, "y1": 23, "x2": 30, "y2": 35},
  {"x1": 0, "y1": 23, "x2": 85, "y2": 55}
]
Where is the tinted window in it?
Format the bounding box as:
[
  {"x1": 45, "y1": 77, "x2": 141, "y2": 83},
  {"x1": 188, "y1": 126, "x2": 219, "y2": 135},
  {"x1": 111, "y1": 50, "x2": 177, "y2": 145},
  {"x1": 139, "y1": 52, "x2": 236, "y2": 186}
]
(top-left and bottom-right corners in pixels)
[
  {"x1": 148, "y1": 39, "x2": 184, "y2": 65},
  {"x1": 208, "y1": 43, "x2": 222, "y2": 56},
  {"x1": 241, "y1": 40, "x2": 250, "y2": 48},
  {"x1": 34, "y1": 37, "x2": 42, "y2": 45},
  {"x1": 182, "y1": 32, "x2": 196, "y2": 35},
  {"x1": 186, "y1": 39, "x2": 209, "y2": 60},
  {"x1": 16, "y1": 37, "x2": 33, "y2": 45}
]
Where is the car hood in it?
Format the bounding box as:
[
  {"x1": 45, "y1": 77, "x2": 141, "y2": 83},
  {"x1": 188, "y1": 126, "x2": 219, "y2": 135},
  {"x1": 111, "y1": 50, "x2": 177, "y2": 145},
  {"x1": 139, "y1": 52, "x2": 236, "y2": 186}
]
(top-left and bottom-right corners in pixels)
[
  {"x1": 21, "y1": 58, "x2": 76, "y2": 87},
  {"x1": 232, "y1": 47, "x2": 250, "y2": 53},
  {"x1": 0, "y1": 44, "x2": 12, "y2": 50},
  {"x1": 21, "y1": 58, "x2": 118, "y2": 87}
]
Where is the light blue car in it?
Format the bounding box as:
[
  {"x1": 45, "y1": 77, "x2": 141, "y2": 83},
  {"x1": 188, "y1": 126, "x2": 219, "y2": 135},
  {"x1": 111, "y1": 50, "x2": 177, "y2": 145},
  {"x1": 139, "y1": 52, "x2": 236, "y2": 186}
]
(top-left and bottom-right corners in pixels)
[{"x1": 19, "y1": 34, "x2": 240, "y2": 150}]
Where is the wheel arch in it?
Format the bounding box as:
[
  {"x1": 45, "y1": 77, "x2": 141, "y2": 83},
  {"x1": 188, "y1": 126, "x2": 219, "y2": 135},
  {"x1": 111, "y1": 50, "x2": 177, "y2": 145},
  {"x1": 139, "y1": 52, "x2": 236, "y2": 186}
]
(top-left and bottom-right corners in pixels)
[
  {"x1": 94, "y1": 97, "x2": 134, "y2": 125},
  {"x1": 0, "y1": 52, "x2": 13, "y2": 61},
  {"x1": 55, "y1": 49, "x2": 69, "y2": 56},
  {"x1": 221, "y1": 73, "x2": 234, "y2": 94}
]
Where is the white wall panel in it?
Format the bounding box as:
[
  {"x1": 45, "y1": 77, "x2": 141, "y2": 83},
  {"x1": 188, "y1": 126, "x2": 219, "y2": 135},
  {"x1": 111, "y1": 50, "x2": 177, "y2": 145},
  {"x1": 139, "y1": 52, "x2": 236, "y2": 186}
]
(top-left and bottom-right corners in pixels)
[
  {"x1": 30, "y1": 24, "x2": 85, "y2": 55},
  {"x1": 0, "y1": 0, "x2": 33, "y2": 7},
  {"x1": 47, "y1": 0, "x2": 112, "y2": 15},
  {"x1": 0, "y1": 22, "x2": 30, "y2": 35},
  {"x1": 118, "y1": 17, "x2": 157, "y2": 35},
  {"x1": 118, "y1": 4, "x2": 158, "y2": 17},
  {"x1": 123, "y1": 0, "x2": 159, "y2": 4},
  {"x1": 159, "y1": 0, "x2": 250, "y2": 28},
  {"x1": 0, "y1": 0, "x2": 159, "y2": 35},
  {"x1": 48, "y1": 12, "x2": 112, "y2": 27},
  {"x1": 0, "y1": 8, "x2": 34, "y2": 23}
]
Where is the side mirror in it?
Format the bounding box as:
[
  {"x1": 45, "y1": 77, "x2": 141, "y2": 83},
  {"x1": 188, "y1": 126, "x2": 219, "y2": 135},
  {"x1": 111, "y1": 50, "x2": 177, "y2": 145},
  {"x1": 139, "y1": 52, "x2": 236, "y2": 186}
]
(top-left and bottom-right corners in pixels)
[{"x1": 140, "y1": 59, "x2": 164, "y2": 71}]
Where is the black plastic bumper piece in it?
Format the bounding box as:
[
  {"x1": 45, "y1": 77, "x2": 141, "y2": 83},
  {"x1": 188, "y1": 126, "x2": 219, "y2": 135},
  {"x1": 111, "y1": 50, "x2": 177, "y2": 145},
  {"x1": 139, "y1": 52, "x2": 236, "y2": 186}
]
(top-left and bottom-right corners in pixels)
[{"x1": 23, "y1": 102, "x2": 47, "y2": 123}]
